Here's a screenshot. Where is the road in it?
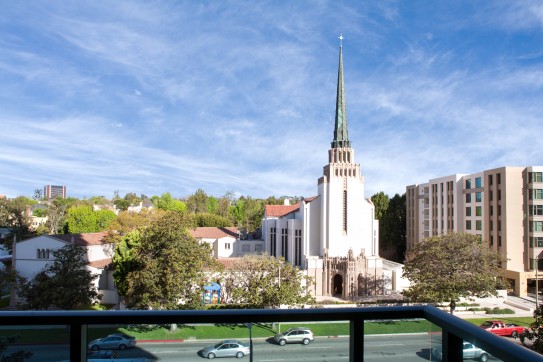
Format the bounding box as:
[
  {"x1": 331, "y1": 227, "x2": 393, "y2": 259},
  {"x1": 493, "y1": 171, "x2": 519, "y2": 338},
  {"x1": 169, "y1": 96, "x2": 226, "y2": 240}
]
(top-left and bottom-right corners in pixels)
[{"x1": 5, "y1": 333, "x2": 451, "y2": 362}]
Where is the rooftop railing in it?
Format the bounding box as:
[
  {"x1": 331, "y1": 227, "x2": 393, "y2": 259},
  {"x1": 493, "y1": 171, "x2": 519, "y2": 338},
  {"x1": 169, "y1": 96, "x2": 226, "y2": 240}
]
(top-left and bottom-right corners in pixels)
[{"x1": 1, "y1": 305, "x2": 542, "y2": 362}]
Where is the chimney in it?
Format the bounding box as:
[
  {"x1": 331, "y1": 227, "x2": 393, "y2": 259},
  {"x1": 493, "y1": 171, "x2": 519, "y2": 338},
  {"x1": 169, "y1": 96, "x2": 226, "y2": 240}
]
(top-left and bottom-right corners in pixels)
[{"x1": 284, "y1": 198, "x2": 290, "y2": 206}]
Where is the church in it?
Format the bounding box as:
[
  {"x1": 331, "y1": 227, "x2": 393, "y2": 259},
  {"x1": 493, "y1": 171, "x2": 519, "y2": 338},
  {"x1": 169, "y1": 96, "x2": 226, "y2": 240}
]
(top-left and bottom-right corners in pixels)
[{"x1": 261, "y1": 40, "x2": 407, "y2": 299}]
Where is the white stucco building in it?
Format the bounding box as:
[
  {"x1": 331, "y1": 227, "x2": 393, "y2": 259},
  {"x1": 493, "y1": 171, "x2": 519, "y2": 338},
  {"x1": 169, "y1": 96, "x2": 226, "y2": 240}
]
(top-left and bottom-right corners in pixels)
[
  {"x1": 11, "y1": 232, "x2": 117, "y2": 306},
  {"x1": 261, "y1": 42, "x2": 407, "y2": 299}
]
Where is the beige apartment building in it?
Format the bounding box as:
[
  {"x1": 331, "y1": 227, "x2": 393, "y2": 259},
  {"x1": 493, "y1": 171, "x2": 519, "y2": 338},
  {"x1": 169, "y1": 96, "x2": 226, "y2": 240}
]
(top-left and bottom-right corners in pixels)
[{"x1": 407, "y1": 166, "x2": 543, "y2": 297}]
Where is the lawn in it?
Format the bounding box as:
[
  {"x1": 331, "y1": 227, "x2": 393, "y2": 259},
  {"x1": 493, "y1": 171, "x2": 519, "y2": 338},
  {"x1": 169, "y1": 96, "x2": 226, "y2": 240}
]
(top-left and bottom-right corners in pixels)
[{"x1": 1, "y1": 317, "x2": 504, "y2": 344}]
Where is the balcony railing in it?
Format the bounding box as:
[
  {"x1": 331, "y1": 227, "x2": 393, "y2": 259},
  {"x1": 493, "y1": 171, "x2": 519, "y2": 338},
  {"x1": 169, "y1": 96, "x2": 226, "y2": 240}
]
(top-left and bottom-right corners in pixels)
[{"x1": 1, "y1": 305, "x2": 542, "y2": 362}]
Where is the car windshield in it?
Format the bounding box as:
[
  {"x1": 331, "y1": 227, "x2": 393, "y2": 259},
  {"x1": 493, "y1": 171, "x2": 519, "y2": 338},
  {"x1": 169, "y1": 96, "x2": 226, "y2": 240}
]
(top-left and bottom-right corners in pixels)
[
  {"x1": 214, "y1": 342, "x2": 224, "y2": 348},
  {"x1": 481, "y1": 322, "x2": 493, "y2": 328}
]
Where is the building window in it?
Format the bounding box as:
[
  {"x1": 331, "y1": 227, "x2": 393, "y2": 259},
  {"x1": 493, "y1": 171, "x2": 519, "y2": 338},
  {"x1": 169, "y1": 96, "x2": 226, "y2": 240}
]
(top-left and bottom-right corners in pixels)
[
  {"x1": 532, "y1": 221, "x2": 543, "y2": 232},
  {"x1": 497, "y1": 173, "x2": 501, "y2": 184},
  {"x1": 343, "y1": 190, "x2": 347, "y2": 232},
  {"x1": 466, "y1": 207, "x2": 471, "y2": 216},
  {"x1": 476, "y1": 220, "x2": 482, "y2": 231},
  {"x1": 242, "y1": 244, "x2": 250, "y2": 252},
  {"x1": 465, "y1": 179, "x2": 471, "y2": 189},
  {"x1": 498, "y1": 236, "x2": 502, "y2": 247},
  {"x1": 476, "y1": 192, "x2": 482, "y2": 202},
  {"x1": 466, "y1": 193, "x2": 471, "y2": 203},
  {"x1": 490, "y1": 205, "x2": 493, "y2": 216},
  {"x1": 498, "y1": 189, "x2": 501, "y2": 201},
  {"x1": 294, "y1": 229, "x2": 302, "y2": 266},
  {"x1": 225, "y1": 243, "x2": 231, "y2": 250},
  {"x1": 270, "y1": 227, "x2": 276, "y2": 257},
  {"x1": 489, "y1": 190, "x2": 493, "y2": 201},
  {"x1": 281, "y1": 228, "x2": 288, "y2": 260},
  {"x1": 531, "y1": 205, "x2": 543, "y2": 216},
  {"x1": 475, "y1": 177, "x2": 482, "y2": 188},
  {"x1": 255, "y1": 244, "x2": 262, "y2": 252},
  {"x1": 466, "y1": 220, "x2": 471, "y2": 230},
  {"x1": 531, "y1": 189, "x2": 543, "y2": 200},
  {"x1": 531, "y1": 237, "x2": 543, "y2": 247},
  {"x1": 530, "y1": 172, "x2": 543, "y2": 183},
  {"x1": 488, "y1": 175, "x2": 493, "y2": 186},
  {"x1": 476, "y1": 206, "x2": 482, "y2": 216},
  {"x1": 36, "y1": 248, "x2": 50, "y2": 259}
]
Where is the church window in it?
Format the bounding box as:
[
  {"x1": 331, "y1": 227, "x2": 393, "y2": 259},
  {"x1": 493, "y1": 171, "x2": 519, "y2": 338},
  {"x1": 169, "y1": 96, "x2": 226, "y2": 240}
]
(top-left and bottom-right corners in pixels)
[
  {"x1": 343, "y1": 190, "x2": 347, "y2": 232},
  {"x1": 294, "y1": 229, "x2": 302, "y2": 266},
  {"x1": 281, "y1": 228, "x2": 288, "y2": 260},
  {"x1": 270, "y1": 227, "x2": 276, "y2": 257}
]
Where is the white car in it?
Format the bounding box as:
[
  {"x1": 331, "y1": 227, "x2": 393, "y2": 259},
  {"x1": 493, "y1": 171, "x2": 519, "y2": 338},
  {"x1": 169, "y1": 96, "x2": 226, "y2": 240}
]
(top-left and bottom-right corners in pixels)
[{"x1": 274, "y1": 327, "x2": 314, "y2": 346}]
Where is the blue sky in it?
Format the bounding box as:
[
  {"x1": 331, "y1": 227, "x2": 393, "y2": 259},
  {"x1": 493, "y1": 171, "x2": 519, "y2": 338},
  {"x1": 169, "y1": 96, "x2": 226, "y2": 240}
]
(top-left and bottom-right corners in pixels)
[{"x1": 1, "y1": 1, "x2": 542, "y2": 200}]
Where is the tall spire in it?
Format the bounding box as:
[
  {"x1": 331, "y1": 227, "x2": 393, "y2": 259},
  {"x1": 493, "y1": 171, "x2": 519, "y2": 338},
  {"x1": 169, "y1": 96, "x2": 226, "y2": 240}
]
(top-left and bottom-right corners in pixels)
[{"x1": 331, "y1": 34, "x2": 351, "y2": 149}]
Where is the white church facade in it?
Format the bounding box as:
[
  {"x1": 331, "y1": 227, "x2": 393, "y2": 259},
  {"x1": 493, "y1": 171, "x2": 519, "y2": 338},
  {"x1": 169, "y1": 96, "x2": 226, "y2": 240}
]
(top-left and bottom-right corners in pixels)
[{"x1": 261, "y1": 42, "x2": 407, "y2": 299}]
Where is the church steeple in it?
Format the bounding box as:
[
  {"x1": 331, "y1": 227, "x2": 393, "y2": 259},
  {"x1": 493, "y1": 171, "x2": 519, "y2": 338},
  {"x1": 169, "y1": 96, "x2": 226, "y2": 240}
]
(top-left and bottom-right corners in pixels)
[{"x1": 331, "y1": 35, "x2": 351, "y2": 149}]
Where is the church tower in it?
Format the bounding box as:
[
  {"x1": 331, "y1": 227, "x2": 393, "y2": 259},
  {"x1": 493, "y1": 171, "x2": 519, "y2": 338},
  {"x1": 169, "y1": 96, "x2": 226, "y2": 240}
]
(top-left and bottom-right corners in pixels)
[{"x1": 318, "y1": 38, "x2": 378, "y2": 259}]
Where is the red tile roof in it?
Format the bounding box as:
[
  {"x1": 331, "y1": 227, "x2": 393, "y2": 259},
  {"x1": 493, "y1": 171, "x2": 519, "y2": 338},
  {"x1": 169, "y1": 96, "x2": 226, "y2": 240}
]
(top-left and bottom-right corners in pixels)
[
  {"x1": 88, "y1": 258, "x2": 112, "y2": 269},
  {"x1": 189, "y1": 227, "x2": 239, "y2": 239},
  {"x1": 52, "y1": 232, "x2": 109, "y2": 246},
  {"x1": 264, "y1": 203, "x2": 300, "y2": 217},
  {"x1": 303, "y1": 196, "x2": 318, "y2": 203},
  {"x1": 216, "y1": 257, "x2": 242, "y2": 270}
]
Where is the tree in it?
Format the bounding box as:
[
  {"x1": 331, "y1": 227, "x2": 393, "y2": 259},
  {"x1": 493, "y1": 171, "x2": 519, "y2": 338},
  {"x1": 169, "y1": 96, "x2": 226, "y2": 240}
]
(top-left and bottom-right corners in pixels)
[
  {"x1": 33, "y1": 188, "x2": 43, "y2": 201},
  {"x1": 0, "y1": 196, "x2": 33, "y2": 241},
  {"x1": 122, "y1": 211, "x2": 220, "y2": 310},
  {"x1": 112, "y1": 230, "x2": 142, "y2": 297},
  {"x1": 222, "y1": 254, "x2": 315, "y2": 308},
  {"x1": 186, "y1": 189, "x2": 208, "y2": 214},
  {"x1": 151, "y1": 193, "x2": 187, "y2": 212},
  {"x1": 370, "y1": 192, "x2": 389, "y2": 220},
  {"x1": 46, "y1": 199, "x2": 67, "y2": 234},
  {"x1": 193, "y1": 213, "x2": 233, "y2": 227},
  {"x1": 17, "y1": 243, "x2": 100, "y2": 309},
  {"x1": 380, "y1": 193, "x2": 406, "y2": 262},
  {"x1": 65, "y1": 205, "x2": 116, "y2": 233},
  {"x1": 403, "y1": 233, "x2": 506, "y2": 313},
  {"x1": 521, "y1": 304, "x2": 543, "y2": 354}
]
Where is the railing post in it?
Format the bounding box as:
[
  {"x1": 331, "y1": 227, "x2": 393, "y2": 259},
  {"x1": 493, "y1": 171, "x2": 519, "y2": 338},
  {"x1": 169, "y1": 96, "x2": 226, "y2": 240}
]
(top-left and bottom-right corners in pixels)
[
  {"x1": 350, "y1": 318, "x2": 364, "y2": 362},
  {"x1": 69, "y1": 323, "x2": 86, "y2": 362},
  {"x1": 442, "y1": 329, "x2": 462, "y2": 361}
]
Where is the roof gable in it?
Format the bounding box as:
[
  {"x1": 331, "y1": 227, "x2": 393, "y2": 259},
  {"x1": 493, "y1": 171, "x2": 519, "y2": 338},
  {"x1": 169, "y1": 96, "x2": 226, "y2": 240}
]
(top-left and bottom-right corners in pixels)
[
  {"x1": 264, "y1": 203, "x2": 300, "y2": 217},
  {"x1": 189, "y1": 227, "x2": 239, "y2": 239}
]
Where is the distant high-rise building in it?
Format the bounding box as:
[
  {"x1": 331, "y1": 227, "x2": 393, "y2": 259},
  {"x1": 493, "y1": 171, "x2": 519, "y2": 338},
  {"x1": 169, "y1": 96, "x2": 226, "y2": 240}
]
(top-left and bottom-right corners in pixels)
[
  {"x1": 407, "y1": 166, "x2": 543, "y2": 297},
  {"x1": 44, "y1": 185, "x2": 66, "y2": 199}
]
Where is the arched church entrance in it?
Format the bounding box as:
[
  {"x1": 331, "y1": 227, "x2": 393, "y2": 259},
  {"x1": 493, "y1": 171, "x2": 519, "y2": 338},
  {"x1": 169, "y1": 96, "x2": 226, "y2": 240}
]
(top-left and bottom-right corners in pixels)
[{"x1": 333, "y1": 274, "x2": 343, "y2": 295}]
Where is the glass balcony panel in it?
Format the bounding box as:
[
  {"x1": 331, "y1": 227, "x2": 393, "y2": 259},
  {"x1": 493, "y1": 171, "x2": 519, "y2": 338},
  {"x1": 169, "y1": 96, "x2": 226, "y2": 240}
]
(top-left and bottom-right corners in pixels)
[
  {"x1": 364, "y1": 319, "x2": 440, "y2": 361},
  {"x1": 0, "y1": 325, "x2": 69, "y2": 361}
]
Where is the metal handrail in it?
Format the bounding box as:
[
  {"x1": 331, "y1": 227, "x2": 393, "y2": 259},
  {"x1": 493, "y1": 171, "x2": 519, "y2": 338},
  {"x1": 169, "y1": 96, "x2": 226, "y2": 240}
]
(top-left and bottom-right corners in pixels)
[{"x1": 0, "y1": 305, "x2": 541, "y2": 362}]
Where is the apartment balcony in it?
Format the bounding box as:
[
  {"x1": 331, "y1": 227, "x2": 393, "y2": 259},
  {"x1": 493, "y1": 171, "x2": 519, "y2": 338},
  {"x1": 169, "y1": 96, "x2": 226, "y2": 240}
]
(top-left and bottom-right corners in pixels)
[{"x1": 1, "y1": 306, "x2": 541, "y2": 362}]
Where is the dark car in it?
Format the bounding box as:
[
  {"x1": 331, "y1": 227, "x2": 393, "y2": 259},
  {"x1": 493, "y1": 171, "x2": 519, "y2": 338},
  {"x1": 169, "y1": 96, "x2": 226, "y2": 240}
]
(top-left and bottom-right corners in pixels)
[
  {"x1": 274, "y1": 327, "x2": 314, "y2": 346},
  {"x1": 200, "y1": 340, "x2": 250, "y2": 359},
  {"x1": 88, "y1": 334, "x2": 137, "y2": 351}
]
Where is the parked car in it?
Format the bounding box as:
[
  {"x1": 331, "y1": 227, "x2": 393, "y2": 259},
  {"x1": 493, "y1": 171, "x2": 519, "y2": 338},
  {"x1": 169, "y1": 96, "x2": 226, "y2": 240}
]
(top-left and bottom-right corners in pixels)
[
  {"x1": 480, "y1": 320, "x2": 527, "y2": 338},
  {"x1": 274, "y1": 327, "x2": 314, "y2": 346},
  {"x1": 88, "y1": 334, "x2": 137, "y2": 351},
  {"x1": 431, "y1": 342, "x2": 491, "y2": 361},
  {"x1": 200, "y1": 340, "x2": 250, "y2": 359}
]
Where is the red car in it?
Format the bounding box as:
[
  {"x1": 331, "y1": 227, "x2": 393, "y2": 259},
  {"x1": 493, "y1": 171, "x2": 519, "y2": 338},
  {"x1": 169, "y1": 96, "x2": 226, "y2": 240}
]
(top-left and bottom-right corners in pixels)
[{"x1": 480, "y1": 320, "x2": 527, "y2": 338}]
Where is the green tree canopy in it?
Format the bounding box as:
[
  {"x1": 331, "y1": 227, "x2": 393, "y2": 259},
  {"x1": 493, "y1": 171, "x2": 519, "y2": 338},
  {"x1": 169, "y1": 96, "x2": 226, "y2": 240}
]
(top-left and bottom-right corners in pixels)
[
  {"x1": 403, "y1": 233, "x2": 506, "y2": 310},
  {"x1": 65, "y1": 205, "x2": 116, "y2": 233},
  {"x1": 123, "y1": 211, "x2": 220, "y2": 310},
  {"x1": 370, "y1": 191, "x2": 390, "y2": 220},
  {"x1": 193, "y1": 213, "x2": 233, "y2": 228},
  {"x1": 222, "y1": 254, "x2": 315, "y2": 308},
  {"x1": 17, "y1": 243, "x2": 100, "y2": 309},
  {"x1": 521, "y1": 304, "x2": 543, "y2": 354},
  {"x1": 186, "y1": 189, "x2": 209, "y2": 214},
  {"x1": 151, "y1": 192, "x2": 187, "y2": 212},
  {"x1": 0, "y1": 196, "x2": 33, "y2": 241}
]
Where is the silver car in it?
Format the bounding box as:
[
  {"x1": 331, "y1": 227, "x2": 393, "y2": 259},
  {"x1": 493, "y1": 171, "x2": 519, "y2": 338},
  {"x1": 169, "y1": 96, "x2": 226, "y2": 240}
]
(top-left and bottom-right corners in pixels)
[
  {"x1": 200, "y1": 340, "x2": 250, "y2": 359},
  {"x1": 88, "y1": 334, "x2": 136, "y2": 351},
  {"x1": 431, "y1": 342, "x2": 491, "y2": 361},
  {"x1": 274, "y1": 327, "x2": 314, "y2": 346}
]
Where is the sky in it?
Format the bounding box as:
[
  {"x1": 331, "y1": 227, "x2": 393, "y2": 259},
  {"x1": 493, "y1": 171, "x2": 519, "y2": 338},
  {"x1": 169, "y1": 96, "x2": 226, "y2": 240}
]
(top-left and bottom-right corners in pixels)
[{"x1": 1, "y1": 1, "x2": 543, "y2": 201}]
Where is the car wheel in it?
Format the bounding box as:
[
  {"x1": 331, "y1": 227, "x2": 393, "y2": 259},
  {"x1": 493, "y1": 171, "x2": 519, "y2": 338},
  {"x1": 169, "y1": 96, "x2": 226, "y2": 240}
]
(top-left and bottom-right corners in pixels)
[
  {"x1": 512, "y1": 331, "x2": 519, "y2": 339},
  {"x1": 207, "y1": 352, "x2": 216, "y2": 359},
  {"x1": 279, "y1": 339, "x2": 286, "y2": 346},
  {"x1": 480, "y1": 353, "x2": 489, "y2": 362},
  {"x1": 302, "y1": 338, "x2": 310, "y2": 345},
  {"x1": 236, "y1": 351, "x2": 244, "y2": 358},
  {"x1": 91, "y1": 345, "x2": 99, "y2": 351},
  {"x1": 119, "y1": 344, "x2": 127, "y2": 351}
]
